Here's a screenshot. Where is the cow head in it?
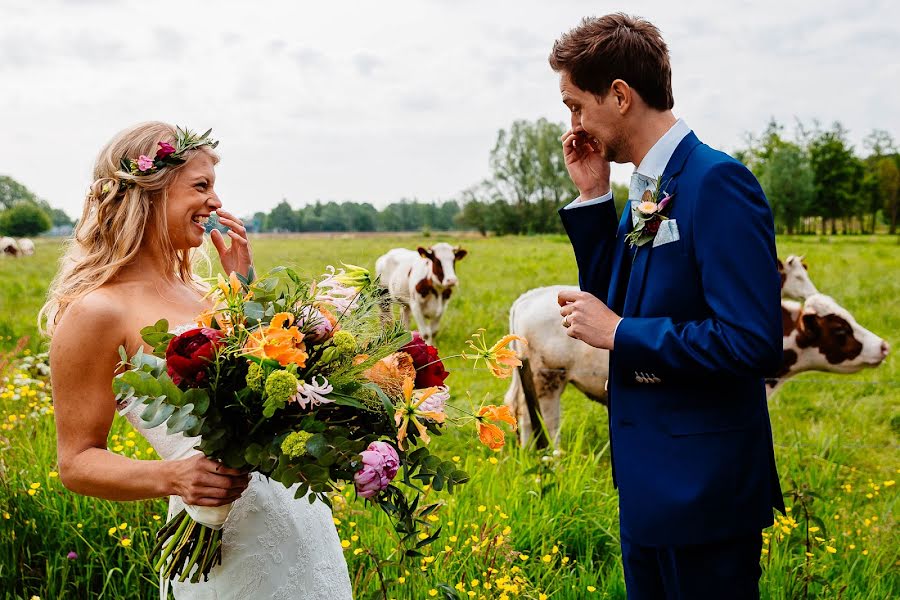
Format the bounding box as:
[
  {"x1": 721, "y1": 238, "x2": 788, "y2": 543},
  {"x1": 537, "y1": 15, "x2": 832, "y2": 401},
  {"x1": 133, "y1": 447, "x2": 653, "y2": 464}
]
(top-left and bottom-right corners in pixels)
[
  {"x1": 778, "y1": 255, "x2": 818, "y2": 299},
  {"x1": 417, "y1": 243, "x2": 466, "y2": 288},
  {"x1": 1, "y1": 237, "x2": 19, "y2": 257},
  {"x1": 785, "y1": 294, "x2": 889, "y2": 375}
]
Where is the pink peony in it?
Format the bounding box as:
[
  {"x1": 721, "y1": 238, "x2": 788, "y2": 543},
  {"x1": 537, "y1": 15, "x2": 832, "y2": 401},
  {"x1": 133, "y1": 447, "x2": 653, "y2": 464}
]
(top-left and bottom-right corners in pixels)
[
  {"x1": 156, "y1": 141, "x2": 176, "y2": 159},
  {"x1": 136, "y1": 155, "x2": 155, "y2": 172},
  {"x1": 353, "y1": 441, "x2": 400, "y2": 499}
]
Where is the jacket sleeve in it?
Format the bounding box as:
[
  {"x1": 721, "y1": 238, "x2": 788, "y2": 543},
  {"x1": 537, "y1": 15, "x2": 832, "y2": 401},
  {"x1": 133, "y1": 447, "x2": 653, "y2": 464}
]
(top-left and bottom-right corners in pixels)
[
  {"x1": 558, "y1": 198, "x2": 619, "y2": 299},
  {"x1": 613, "y1": 161, "x2": 782, "y2": 379}
]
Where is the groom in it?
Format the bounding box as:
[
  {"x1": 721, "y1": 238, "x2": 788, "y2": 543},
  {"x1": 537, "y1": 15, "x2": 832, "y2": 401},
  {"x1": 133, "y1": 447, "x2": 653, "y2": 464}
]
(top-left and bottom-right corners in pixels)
[{"x1": 550, "y1": 14, "x2": 783, "y2": 599}]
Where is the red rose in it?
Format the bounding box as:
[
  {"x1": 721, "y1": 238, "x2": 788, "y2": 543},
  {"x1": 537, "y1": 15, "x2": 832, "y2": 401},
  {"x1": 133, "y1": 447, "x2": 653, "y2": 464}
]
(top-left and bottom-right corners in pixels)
[
  {"x1": 165, "y1": 328, "x2": 225, "y2": 387},
  {"x1": 400, "y1": 332, "x2": 449, "y2": 388},
  {"x1": 645, "y1": 219, "x2": 661, "y2": 235},
  {"x1": 156, "y1": 141, "x2": 176, "y2": 160}
]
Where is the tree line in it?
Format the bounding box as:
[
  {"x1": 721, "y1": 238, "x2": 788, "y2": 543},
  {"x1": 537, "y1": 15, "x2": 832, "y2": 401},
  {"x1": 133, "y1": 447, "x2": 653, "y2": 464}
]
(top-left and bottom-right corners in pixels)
[{"x1": 2, "y1": 118, "x2": 897, "y2": 238}]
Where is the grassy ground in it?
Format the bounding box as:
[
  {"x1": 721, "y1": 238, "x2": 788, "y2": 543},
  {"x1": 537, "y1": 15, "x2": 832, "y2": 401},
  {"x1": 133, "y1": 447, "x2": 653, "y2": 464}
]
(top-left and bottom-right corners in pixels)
[{"x1": 0, "y1": 233, "x2": 897, "y2": 599}]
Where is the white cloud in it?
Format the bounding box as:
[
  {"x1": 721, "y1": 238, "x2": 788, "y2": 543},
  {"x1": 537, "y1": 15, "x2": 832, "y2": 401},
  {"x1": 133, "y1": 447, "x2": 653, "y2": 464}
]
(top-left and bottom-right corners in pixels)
[{"x1": 0, "y1": 0, "x2": 897, "y2": 219}]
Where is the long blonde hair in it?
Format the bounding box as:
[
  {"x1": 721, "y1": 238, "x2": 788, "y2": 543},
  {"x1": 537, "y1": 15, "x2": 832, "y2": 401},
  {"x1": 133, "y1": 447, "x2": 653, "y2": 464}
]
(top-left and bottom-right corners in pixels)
[{"x1": 39, "y1": 121, "x2": 218, "y2": 336}]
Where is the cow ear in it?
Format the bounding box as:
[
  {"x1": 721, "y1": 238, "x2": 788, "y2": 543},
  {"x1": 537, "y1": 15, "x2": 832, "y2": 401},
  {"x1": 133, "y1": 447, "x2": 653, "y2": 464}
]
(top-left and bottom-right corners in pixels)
[
  {"x1": 776, "y1": 258, "x2": 784, "y2": 272},
  {"x1": 454, "y1": 248, "x2": 467, "y2": 260},
  {"x1": 417, "y1": 246, "x2": 430, "y2": 258},
  {"x1": 798, "y1": 313, "x2": 821, "y2": 342}
]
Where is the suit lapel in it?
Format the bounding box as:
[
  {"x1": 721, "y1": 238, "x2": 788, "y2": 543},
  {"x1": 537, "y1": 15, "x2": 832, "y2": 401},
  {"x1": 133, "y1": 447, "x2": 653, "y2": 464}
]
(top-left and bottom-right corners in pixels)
[
  {"x1": 621, "y1": 132, "x2": 701, "y2": 317},
  {"x1": 606, "y1": 205, "x2": 632, "y2": 311}
]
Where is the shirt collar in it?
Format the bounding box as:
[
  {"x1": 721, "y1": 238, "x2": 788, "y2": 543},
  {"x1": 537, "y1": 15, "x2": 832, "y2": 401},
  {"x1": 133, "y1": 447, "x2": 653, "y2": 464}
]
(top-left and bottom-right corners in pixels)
[{"x1": 635, "y1": 118, "x2": 691, "y2": 180}]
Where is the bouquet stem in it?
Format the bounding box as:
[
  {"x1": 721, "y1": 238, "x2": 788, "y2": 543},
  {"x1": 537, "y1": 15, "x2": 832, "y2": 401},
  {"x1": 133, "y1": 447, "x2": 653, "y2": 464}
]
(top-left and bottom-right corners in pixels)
[{"x1": 152, "y1": 510, "x2": 223, "y2": 583}]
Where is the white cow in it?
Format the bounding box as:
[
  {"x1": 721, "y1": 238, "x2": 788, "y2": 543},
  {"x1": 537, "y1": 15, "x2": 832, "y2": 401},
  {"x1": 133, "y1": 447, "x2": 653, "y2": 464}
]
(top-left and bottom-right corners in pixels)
[
  {"x1": 375, "y1": 243, "x2": 467, "y2": 345},
  {"x1": 1, "y1": 237, "x2": 19, "y2": 257},
  {"x1": 505, "y1": 285, "x2": 889, "y2": 447},
  {"x1": 778, "y1": 255, "x2": 818, "y2": 299},
  {"x1": 16, "y1": 238, "x2": 34, "y2": 256}
]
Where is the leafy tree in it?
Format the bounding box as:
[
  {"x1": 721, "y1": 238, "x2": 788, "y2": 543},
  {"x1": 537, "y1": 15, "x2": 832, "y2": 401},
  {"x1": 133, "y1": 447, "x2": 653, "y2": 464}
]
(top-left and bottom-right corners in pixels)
[
  {"x1": 47, "y1": 207, "x2": 74, "y2": 227},
  {"x1": 481, "y1": 118, "x2": 578, "y2": 234},
  {"x1": 761, "y1": 142, "x2": 815, "y2": 234},
  {"x1": 0, "y1": 176, "x2": 39, "y2": 210},
  {"x1": 808, "y1": 123, "x2": 861, "y2": 234},
  {"x1": 268, "y1": 199, "x2": 299, "y2": 232},
  {"x1": 876, "y1": 156, "x2": 900, "y2": 234},
  {"x1": 0, "y1": 203, "x2": 52, "y2": 236}
]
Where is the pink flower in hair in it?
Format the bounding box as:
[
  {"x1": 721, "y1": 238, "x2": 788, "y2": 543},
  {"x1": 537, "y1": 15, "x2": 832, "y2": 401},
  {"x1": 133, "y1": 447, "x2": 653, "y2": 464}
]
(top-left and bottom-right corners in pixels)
[
  {"x1": 156, "y1": 141, "x2": 176, "y2": 159},
  {"x1": 136, "y1": 155, "x2": 155, "y2": 172}
]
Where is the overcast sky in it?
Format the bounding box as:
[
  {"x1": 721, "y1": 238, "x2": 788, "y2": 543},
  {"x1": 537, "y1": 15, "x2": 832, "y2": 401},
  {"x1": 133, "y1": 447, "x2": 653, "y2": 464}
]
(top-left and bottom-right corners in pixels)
[{"x1": 1, "y1": 0, "x2": 897, "y2": 219}]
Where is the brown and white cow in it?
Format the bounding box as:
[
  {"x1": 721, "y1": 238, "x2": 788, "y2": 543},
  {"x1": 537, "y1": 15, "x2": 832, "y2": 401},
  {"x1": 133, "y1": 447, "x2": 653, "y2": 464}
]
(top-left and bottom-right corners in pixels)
[
  {"x1": 778, "y1": 255, "x2": 818, "y2": 299},
  {"x1": 1, "y1": 237, "x2": 20, "y2": 257},
  {"x1": 16, "y1": 238, "x2": 34, "y2": 256},
  {"x1": 505, "y1": 285, "x2": 889, "y2": 447},
  {"x1": 375, "y1": 243, "x2": 467, "y2": 344}
]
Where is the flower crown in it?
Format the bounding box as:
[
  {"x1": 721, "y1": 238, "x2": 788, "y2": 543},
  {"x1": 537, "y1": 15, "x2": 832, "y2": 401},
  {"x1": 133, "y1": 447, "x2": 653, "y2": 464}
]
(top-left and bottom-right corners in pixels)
[{"x1": 119, "y1": 126, "x2": 219, "y2": 179}]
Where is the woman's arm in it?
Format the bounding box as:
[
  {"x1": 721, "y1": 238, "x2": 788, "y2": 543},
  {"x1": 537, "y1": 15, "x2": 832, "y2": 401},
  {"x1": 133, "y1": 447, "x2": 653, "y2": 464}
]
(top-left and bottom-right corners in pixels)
[{"x1": 51, "y1": 292, "x2": 248, "y2": 506}]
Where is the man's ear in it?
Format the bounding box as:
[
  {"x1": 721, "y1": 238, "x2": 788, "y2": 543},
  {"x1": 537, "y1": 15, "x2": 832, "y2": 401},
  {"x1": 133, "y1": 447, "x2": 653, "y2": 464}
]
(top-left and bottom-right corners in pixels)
[{"x1": 610, "y1": 79, "x2": 631, "y2": 114}]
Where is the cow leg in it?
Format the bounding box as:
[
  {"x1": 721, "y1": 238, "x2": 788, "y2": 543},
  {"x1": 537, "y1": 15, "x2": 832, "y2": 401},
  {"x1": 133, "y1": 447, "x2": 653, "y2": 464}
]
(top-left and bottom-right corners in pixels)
[
  {"x1": 398, "y1": 304, "x2": 411, "y2": 329},
  {"x1": 409, "y1": 303, "x2": 431, "y2": 343},
  {"x1": 533, "y1": 366, "x2": 567, "y2": 447}
]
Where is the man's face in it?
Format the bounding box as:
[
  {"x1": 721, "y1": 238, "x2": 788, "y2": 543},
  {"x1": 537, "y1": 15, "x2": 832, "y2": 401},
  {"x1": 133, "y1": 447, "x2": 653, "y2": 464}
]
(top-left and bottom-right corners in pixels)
[{"x1": 559, "y1": 71, "x2": 626, "y2": 163}]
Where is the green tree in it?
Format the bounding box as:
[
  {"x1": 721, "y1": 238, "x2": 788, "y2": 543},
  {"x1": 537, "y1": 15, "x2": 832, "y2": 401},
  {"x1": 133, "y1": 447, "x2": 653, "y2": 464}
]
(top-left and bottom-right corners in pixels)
[
  {"x1": 0, "y1": 203, "x2": 52, "y2": 236},
  {"x1": 268, "y1": 199, "x2": 299, "y2": 232},
  {"x1": 482, "y1": 118, "x2": 578, "y2": 234},
  {"x1": 808, "y1": 123, "x2": 861, "y2": 234},
  {"x1": 876, "y1": 156, "x2": 900, "y2": 234},
  {"x1": 0, "y1": 176, "x2": 39, "y2": 210},
  {"x1": 761, "y1": 142, "x2": 815, "y2": 234}
]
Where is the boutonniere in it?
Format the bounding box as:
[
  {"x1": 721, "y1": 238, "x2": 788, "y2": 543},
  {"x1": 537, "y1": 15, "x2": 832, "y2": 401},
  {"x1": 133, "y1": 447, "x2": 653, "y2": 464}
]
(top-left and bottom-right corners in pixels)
[{"x1": 625, "y1": 176, "x2": 674, "y2": 249}]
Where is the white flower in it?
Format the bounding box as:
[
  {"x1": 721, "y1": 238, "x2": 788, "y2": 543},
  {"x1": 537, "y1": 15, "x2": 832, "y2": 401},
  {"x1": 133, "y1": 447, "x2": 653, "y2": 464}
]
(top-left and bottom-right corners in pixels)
[
  {"x1": 293, "y1": 375, "x2": 334, "y2": 409},
  {"x1": 314, "y1": 266, "x2": 360, "y2": 313},
  {"x1": 415, "y1": 386, "x2": 448, "y2": 417}
]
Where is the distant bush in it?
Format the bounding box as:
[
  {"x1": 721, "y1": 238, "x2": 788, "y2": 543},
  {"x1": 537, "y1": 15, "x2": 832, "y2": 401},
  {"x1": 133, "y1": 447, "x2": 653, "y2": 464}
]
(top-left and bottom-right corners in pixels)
[{"x1": 0, "y1": 202, "x2": 52, "y2": 237}]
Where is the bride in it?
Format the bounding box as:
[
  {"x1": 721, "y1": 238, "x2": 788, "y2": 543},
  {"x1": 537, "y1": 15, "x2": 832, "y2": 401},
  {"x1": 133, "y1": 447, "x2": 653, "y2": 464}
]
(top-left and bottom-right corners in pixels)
[{"x1": 40, "y1": 122, "x2": 353, "y2": 599}]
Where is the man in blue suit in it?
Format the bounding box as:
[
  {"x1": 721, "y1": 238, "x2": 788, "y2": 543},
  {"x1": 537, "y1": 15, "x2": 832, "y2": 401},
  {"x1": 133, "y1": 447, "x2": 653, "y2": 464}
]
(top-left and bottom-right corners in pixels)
[{"x1": 549, "y1": 14, "x2": 784, "y2": 599}]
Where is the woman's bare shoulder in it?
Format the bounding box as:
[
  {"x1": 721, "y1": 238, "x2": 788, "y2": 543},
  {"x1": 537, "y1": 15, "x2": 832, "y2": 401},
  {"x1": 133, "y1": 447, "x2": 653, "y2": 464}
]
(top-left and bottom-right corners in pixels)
[{"x1": 53, "y1": 287, "x2": 130, "y2": 350}]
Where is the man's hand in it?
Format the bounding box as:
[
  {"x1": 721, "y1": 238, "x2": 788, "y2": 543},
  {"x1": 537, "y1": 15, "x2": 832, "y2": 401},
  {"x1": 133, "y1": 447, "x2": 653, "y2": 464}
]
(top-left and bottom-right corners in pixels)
[
  {"x1": 560, "y1": 129, "x2": 611, "y2": 201},
  {"x1": 558, "y1": 289, "x2": 621, "y2": 350}
]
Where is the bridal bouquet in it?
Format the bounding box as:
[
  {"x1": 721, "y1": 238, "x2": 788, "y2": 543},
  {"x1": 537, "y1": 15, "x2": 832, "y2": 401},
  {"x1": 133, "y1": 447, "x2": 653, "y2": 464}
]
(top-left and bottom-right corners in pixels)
[{"x1": 113, "y1": 265, "x2": 522, "y2": 583}]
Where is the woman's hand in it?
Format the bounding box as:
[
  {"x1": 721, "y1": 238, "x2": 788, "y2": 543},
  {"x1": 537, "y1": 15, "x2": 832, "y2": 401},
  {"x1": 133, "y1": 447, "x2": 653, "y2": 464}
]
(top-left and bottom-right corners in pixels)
[
  {"x1": 560, "y1": 129, "x2": 611, "y2": 201},
  {"x1": 211, "y1": 210, "x2": 253, "y2": 278},
  {"x1": 169, "y1": 455, "x2": 251, "y2": 507}
]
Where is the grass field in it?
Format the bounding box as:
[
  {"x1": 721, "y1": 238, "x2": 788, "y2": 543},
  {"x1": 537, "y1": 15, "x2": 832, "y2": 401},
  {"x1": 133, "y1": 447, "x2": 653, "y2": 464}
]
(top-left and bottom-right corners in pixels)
[{"x1": 1, "y1": 233, "x2": 897, "y2": 599}]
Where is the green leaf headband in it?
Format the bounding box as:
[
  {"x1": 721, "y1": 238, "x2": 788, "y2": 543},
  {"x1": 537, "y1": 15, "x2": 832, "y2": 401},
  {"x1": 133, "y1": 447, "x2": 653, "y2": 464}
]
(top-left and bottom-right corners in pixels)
[{"x1": 119, "y1": 126, "x2": 219, "y2": 180}]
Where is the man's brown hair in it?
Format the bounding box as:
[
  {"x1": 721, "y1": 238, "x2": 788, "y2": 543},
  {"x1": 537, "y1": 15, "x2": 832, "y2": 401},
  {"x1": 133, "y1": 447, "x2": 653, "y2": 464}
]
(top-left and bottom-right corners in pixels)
[{"x1": 549, "y1": 13, "x2": 674, "y2": 111}]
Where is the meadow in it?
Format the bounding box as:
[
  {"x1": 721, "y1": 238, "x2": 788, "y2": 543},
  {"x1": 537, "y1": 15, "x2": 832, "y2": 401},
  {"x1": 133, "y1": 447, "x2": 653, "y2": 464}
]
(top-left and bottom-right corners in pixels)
[{"x1": 0, "y1": 233, "x2": 897, "y2": 599}]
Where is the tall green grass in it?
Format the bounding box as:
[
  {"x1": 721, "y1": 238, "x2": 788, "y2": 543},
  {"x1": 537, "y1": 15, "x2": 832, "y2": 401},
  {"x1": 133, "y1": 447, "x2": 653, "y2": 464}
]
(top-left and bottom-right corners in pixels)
[{"x1": 0, "y1": 234, "x2": 897, "y2": 598}]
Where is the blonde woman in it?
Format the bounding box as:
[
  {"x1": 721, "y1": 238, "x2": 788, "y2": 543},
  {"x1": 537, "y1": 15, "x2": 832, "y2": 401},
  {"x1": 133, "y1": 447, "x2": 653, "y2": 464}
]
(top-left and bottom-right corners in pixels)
[{"x1": 41, "y1": 122, "x2": 352, "y2": 599}]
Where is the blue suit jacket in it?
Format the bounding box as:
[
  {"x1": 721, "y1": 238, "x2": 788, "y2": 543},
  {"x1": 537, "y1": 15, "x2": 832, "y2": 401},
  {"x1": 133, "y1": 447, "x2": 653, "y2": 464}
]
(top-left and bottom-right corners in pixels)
[{"x1": 559, "y1": 132, "x2": 784, "y2": 547}]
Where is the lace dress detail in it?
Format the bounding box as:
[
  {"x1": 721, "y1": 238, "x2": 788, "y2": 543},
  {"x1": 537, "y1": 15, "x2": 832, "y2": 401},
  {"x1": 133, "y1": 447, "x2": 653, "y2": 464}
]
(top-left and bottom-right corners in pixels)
[{"x1": 118, "y1": 325, "x2": 352, "y2": 600}]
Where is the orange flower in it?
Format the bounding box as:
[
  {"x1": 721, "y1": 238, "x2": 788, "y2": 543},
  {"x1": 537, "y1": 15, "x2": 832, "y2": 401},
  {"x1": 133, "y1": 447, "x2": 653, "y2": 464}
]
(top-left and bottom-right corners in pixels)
[
  {"x1": 196, "y1": 308, "x2": 237, "y2": 334},
  {"x1": 243, "y1": 312, "x2": 308, "y2": 367},
  {"x1": 475, "y1": 404, "x2": 517, "y2": 451},
  {"x1": 395, "y1": 377, "x2": 445, "y2": 450},
  {"x1": 464, "y1": 330, "x2": 527, "y2": 379},
  {"x1": 365, "y1": 352, "x2": 416, "y2": 397}
]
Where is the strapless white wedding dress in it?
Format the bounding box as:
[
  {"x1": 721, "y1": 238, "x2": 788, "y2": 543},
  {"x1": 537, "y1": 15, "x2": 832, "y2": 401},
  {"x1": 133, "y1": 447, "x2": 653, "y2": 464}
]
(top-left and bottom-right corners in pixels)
[{"x1": 118, "y1": 330, "x2": 353, "y2": 599}]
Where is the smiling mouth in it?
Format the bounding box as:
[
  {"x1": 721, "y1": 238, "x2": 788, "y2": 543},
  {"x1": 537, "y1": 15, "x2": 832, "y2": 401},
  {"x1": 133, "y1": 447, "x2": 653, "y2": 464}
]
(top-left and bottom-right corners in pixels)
[{"x1": 192, "y1": 215, "x2": 210, "y2": 226}]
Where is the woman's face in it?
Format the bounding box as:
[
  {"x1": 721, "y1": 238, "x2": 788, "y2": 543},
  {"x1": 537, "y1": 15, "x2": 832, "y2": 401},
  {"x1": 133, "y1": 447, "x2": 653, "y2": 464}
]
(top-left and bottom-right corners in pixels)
[{"x1": 164, "y1": 152, "x2": 221, "y2": 250}]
